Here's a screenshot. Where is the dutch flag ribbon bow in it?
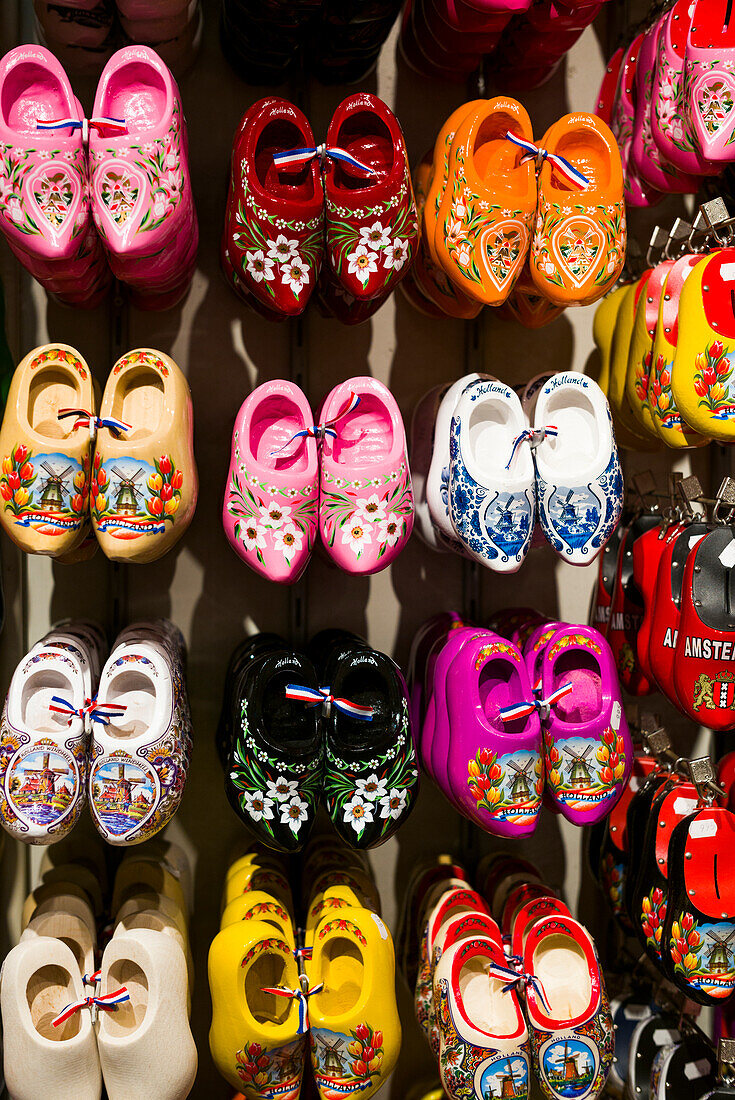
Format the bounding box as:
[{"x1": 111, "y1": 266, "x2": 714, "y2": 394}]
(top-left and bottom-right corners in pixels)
[
  {"x1": 259, "y1": 981, "x2": 324, "y2": 1035},
  {"x1": 505, "y1": 131, "x2": 589, "y2": 189},
  {"x1": 58, "y1": 408, "x2": 131, "y2": 440},
  {"x1": 498, "y1": 681, "x2": 573, "y2": 723},
  {"x1": 36, "y1": 116, "x2": 127, "y2": 143},
  {"x1": 269, "y1": 392, "x2": 361, "y2": 456},
  {"x1": 486, "y1": 959, "x2": 552, "y2": 1013},
  {"x1": 505, "y1": 425, "x2": 558, "y2": 470},
  {"x1": 83, "y1": 969, "x2": 102, "y2": 987},
  {"x1": 52, "y1": 985, "x2": 130, "y2": 1028},
  {"x1": 49, "y1": 696, "x2": 127, "y2": 726},
  {"x1": 273, "y1": 144, "x2": 375, "y2": 176},
  {"x1": 285, "y1": 684, "x2": 374, "y2": 721}
]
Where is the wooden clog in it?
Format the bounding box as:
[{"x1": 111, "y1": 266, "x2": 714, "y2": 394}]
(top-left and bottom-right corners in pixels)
[
  {"x1": 607, "y1": 276, "x2": 662, "y2": 450},
  {"x1": 625, "y1": 260, "x2": 674, "y2": 437},
  {"x1": 112, "y1": 857, "x2": 187, "y2": 918},
  {"x1": 21, "y1": 908, "x2": 96, "y2": 979},
  {"x1": 592, "y1": 286, "x2": 629, "y2": 395},
  {"x1": 424, "y1": 100, "x2": 485, "y2": 268},
  {"x1": 114, "y1": 907, "x2": 193, "y2": 1013},
  {"x1": 91, "y1": 348, "x2": 197, "y2": 563},
  {"x1": 0, "y1": 344, "x2": 94, "y2": 557}
]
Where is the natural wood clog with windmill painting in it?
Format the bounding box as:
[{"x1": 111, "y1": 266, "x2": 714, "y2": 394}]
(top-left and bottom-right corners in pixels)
[
  {"x1": 1, "y1": 937, "x2": 102, "y2": 1100},
  {"x1": 434, "y1": 98, "x2": 536, "y2": 305},
  {"x1": 91, "y1": 348, "x2": 197, "y2": 563},
  {"x1": 0, "y1": 344, "x2": 95, "y2": 557},
  {"x1": 96, "y1": 928, "x2": 197, "y2": 1100}
]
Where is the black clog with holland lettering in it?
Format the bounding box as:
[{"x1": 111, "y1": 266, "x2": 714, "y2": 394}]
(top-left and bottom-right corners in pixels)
[
  {"x1": 662, "y1": 803, "x2": 735, "y2": 1006},
  {"x1": 674, "y1": 526, "x2": 735, "y2": 730}
]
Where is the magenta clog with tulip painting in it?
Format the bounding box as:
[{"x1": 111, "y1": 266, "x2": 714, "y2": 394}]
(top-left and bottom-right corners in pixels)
[
  {"x1": 89, "y1": 46, "x2": 197, "y2": 267},
  {"x1": 429, "y1": 628, "x2": 494, "y2": 803},
  {"x1": 445, "y1": 634, "x2": 544, "y2": 839},
  {"x1": 630, "y1": 17, "x2": 702, "y2": 194},
  {"x1": 685, "y1": 0, "x2": 735, "y2": 163},
  {"x1": 318, "y1": 376, "x2": 414, "y2": 575},
  {"x1": 223, "y1": 380, "x2": 318, "y2": 585},
  {"x1": 652, "y1": 0, "x2": 719, "y2": 176},
  {"x1": 540, "y1": 625, "x2": 632, "y2": 826},
  {"x1": 0, "y1": 46, "x2": 95, "y2": 261},
  {"x1": 323, "y1": 94, "x2": 419, "y2": 302},
  {"x1": 523, "y1": 621, "x2": 566, "y2": 694}
]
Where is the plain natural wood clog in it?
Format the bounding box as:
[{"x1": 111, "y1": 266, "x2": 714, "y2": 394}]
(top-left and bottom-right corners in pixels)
[{"x1": 21, "y1": 909, "x2": 96, "y2": 979}]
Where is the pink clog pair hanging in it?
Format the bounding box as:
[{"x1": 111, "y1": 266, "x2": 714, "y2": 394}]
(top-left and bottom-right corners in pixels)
[
  {"x1": 223, "y1": 376, "x2": 414, "y2": 583},
  {"x1": 0, "y1": 43, "x2": 196, "y2": 310}
]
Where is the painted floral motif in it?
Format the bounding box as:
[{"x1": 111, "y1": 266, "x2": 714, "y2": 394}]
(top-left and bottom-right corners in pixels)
[
  {"x1": 544, "y1": 711, "x2": 626, "y2": 815},
  {"x1": 320, "y1": 465, "x2": 412, "y2": 563},
  {"x1": 669, "y1": 913, "x2": 735, "y2": 999},
  {"x1": 1, "y1": 444, "x2": 88, "y2": 536},
  {"x1": 697, "y1": 78, "x2": 735, "y2": 135},
  {"x1": 91, "y1": 452, "x2": 183, "y2": 539},
  {"x1": 113, "y1": 349, "x2": 169, "y2": 376},
  {"x1": 467, "y1": 746, "x2": 543, "y2": 827},
  {"x1": 537, "y1": 440, "x2": 622, "y2": 560},
  {"x1": 326, "y1": 168, "x2": 418, "y2": 295},
  {"x1": 311, "y1": 1023, "x2": 384, "y2": 1094},
  {"x1": 234, "y1": 199, "x2": 322, "y2": 304},
  {"x1": 654, "y1": 45, "x2": 699, "y2": 155},
  {"x1": 547, "y1": 633, "x2": 602, "y2": 661},
  {"x1": 325, "y1": 699, "x2": 417, "y2": 845},
  {"x1": 236, "y1": 1039, "x2": 304, "y2": 1099},
  {"x1": 649, "y1": 351, "x2": 688, "y2": 434},
  {"x1": 318, "y1": 918, "x2": 368, "y2": 945},
  {"x1": 229, "y1": 698, "x2": 321, "y2": 844},
  {"x1": 242, "y1": 937, "x2": 292, "y2": 967},
  {"x1": 641, "y1": 886, "x2": 666, "y2": 956},
  {"x1": 599, "y1": 853, "x2": 625, "y2": 922},
  {"x1": 91, "y1": 100, "x2": 186, "y2": 235},
  {"x1": 0, "y1": 143, "x2": 86, "y2": 239},
  {"x1": 693, "y1": 338, "x2": 735, "y2": 417},
  {"x1": 226, "y1": 443, "x2": 317, "y2": 569},
  {"x1": 634, "y1": 349, "x2": 651, "y2": 407},
  {"x1": 30, "y1": 346, "x2": 88, "y2": 378},
  {"x1": 533, "y1": 198, "x2": 625, "y2": 294}
]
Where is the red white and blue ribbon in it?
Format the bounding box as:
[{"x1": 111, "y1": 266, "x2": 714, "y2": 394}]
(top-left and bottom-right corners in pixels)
[
  {"x1": 36, "y1": 116, "x2": 127, "y2": 142},
  {"x1": 49, "y1": 695, "x2": 86, "y2": 725},
  {"x1": 260, "y1": 982, "x2": 324, "y2": 1035},
  {"x1": 273, "y1": 144, "x2": 374, "y2": 175},
  {"x1": 269, "y1": 392, "x2": 361, "y2": 455},
  {"x1": 505, "y1": 131, "x2": 589, "y2": 189},
  {"x1": 285, "y1": 684, "x2": 374, "y2": 721},
  {"x1": 486, "y1": 960, "x2": 552, "y2": 1013},
  {"x1": 505, "y1": 425, "x2": 559, "y2": 469},
  {"x1": 58, "y1": 408, "x2": 131, "y2": 439},
  {"x1": 52, "y1": 986, "x2": 130, "y2": 1028},
  {"x1": 49, "y1": 696, "x2": 127, "y2": 726},
  {"x1": 83, "y1": 969, "x2": 101, "y2": 987},
  {"x1": 498, "y1": 681, "x2": 573, "y2": 723}
]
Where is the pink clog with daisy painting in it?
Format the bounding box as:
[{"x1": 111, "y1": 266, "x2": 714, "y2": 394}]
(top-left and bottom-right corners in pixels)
[
  {"x1": 318, "y1": 376, "x2": 414, "y2": 575},
  {"x1": 223, "y1": 380, "x2": 319, "y2": 585}
]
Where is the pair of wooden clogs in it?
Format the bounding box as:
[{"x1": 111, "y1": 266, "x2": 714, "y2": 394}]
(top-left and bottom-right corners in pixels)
[
  {"x1": 209, "y1": 839, "x2": 401, "y2": 1099},
  {"x1": 594, "y1": 246, "x2": 735, "y2": 450},
  {"x1": 3, "y1": 841, "x2": 196, "y2": 1100},
  {"x1": 403, "y1": 97, "x2": 625, "y2": 322},
  {"x1": 0, "y1": 344, "x2": 197, "y2": 563}
]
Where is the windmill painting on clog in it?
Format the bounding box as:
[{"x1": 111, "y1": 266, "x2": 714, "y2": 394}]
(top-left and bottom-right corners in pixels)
[
  {"x1": 533, "y1": 373, "x2": 623, "y2": 566},
  {"x1": 684, "y1": 0, "x2": 735, "y2": 162},
  {"x1": 448, "y1": 379, "x2": 535, "y2": 572}
]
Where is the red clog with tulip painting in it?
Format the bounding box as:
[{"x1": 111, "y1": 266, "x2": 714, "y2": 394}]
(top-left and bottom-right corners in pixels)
[
  {"x1": 323, "y1": 94, "x2": 419, "y2": 301},
  {"x1": 225, "y1": 97, "x2": 324, "y2": 317}
]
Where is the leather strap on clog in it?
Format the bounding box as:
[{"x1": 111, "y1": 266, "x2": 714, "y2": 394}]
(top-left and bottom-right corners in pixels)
[
  {"x1": 259, "y1": 981, "x2": 324, "y2": 1034},
  {"x1": 505, "y1": 132, "x2": 589, "y2": 188},
  {"x1": 505, "y1": 425, "x2": 558, "y2": 469},
  {"x1": 58, "y1": 408, "x2": 131, "y2": 440},
  {"x1": 36, "y1": 116, "x2": 128, "y2": 144},
  {"x1": 269, "y1": 392, "x2": 361, "y2": 455},
  {"x1": 52, "y1": 985, "x2": 130, "y2": 1028},
  {"x1": 285, "y1": 683, "x2": 374, "y2": 721},
  {"x1": 486, "y1": 958, "x2": 552, "y2": 1013},
  {"x1": 498, "y1": 681, "x2": 572, "y2": 722},
  {"x1": 273, "y1": 144, "x2": 375, "y2": 175}
]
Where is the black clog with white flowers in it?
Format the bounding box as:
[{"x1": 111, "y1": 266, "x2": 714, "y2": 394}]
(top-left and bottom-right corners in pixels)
[
  {"x1": 225, "y1": 648, "x2": 323, "y2": 853},
  {"x1": 312, "y1": 632, "x2": 419, "y2": 849},
  {"x1": 216, "y1": 633, "x2": 285, "y2": 768}
]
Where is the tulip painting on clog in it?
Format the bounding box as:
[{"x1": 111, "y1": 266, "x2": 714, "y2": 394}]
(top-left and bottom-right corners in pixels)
[
  {"x1": 91, "y1": 453, "x2": 184, "y2": 540},
  {"x1": 0, "y1": 443, "x2": 89, "y2": 540},
  {"x1": 311, "y1": 1021, "x2": 387, "y2": 1098}
]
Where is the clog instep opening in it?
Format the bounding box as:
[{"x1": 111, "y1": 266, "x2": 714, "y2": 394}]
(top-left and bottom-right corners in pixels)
[
  {"x1": 27, "y1": 963, "x2": 80, "y2": 1041},
  {"x1": 460, "y1": 956, "x2": 519, "y2": 1034},
  {"x1": 331, "y1": 395, "x2": 394, "y2": 465},
  {"x1": 250, "y1": 395, "x2": 311, "y2": 475},
  {"x1": 99, "y1": 63, "x2": 167, "y2": 132},
  {"x1": 2, "y1": 63, "x2": 69, "y2": 133},
  {"x1": 533, "y1": 934, "x2": 590, "y2": 1020}
]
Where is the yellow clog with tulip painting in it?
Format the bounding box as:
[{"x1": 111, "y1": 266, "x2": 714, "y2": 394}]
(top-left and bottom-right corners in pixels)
[
  {"x1": 306, "y1": 906, "x2": 401, "y2": 1100},
  {"x1": 224, "y1": 864, "x2": 293, "y2": 913},
  {"x1": 648, "y1": 255, "x2": 709, "y2": 448},
  {"x1": 434, "y1": 98, "x2": 537, "y2": 306},
  {"x1": 304, "y1": 884, "x2": 378, "y2": 950},
  {"x1": 91, "y1": 348, "x2": 198, "y2": 563},
  {"x1": 592, "y1": 284, "x2": 629, "y2": 394},
  {"x1": 209, "y1": 918, "x2": 307, "y2": 1094},
  {"x1": 424, "y1": 100, "x2": 486, "y2": 268},
  {"x1": 671, "y1": 248, "x2": 735, "y2": 442},
  {"x1": 625, "y1": 260, "x2": 674, "y2": 438},
  {"x1": 607, "y1": 276, "x2": 661, "y2": 451},
  {"x1": 0, "y1": 344, "x2": 96, "y2": 557}
]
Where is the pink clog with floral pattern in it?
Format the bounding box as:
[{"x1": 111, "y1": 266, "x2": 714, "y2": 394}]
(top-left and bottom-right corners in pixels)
[
  {"x1": 323, "y1": 94, "x2": 419, "y2": 302},
  {"x1": 610, "y1": 33, "x2": 665, "y2": 208},
  {"x1": 89, "y1": 46, "x2": 197, "y2": 273},
  {"x1": 319, "y1": 376, "x2": 413, "y2": 575},
  {"x1": 685, "y1": 0, "x2": 735, "y2": 163},
  {"x1": 223, "y1": 380, "x2": 318, "y2": 585}
]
